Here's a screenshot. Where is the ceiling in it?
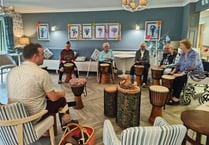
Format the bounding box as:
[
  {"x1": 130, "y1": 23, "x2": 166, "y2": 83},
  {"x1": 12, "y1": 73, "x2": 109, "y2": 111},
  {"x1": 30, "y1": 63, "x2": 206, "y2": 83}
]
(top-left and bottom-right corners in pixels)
[{"x1": 4, "y1": 0, "x2": 199, "y2": 13}]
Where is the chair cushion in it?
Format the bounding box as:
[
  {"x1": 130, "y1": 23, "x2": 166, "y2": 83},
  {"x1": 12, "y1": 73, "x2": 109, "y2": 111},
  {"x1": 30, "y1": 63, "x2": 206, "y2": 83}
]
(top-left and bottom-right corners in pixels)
[
  {"x1": 0, "y1": 102, "x2": 37, "y2": 145},
  {"x1": 44, "y1": 48, "x2": 54, "y2": 59},
  {"x1": 76, "y1": 56, "x2": 86, "y2": 62},
  {"x1": 34, "y1": 115, "x2": 54, "y2": 138}
]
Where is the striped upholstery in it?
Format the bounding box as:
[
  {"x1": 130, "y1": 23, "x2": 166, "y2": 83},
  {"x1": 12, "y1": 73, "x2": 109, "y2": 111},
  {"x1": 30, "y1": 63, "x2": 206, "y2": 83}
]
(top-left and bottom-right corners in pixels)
[
  {"x1": 103, "y1": 117, "x2": 187, "y2": 145},
  {"x1": 0, "y1": 102, "x2": 37, "y2": 145}
]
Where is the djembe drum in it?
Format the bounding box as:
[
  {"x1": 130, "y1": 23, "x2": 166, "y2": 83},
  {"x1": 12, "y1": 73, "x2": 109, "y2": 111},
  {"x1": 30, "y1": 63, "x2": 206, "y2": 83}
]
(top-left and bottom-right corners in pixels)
[
  {"x1": 151, "y1": 67, "x2": 164, "y2": 85},
  {"x1": 161, "y1": 75, "x2": 175, "y2": 102},
  {"x1": 100, "y1": 63, "x2": 110, "y2": 84},
  {"x1": 116, "y1": 85, "x2": 141, "y2": 129},
  {"x1": 134, "y1": 65, "x2": 144, "y2": 86},
  {"x1": 104, "y1": 86, "x2": 117, "y2": 117},
  {"x1": 64, "y1": 62, "x2": 74, "y2": 83},
  {"x1": 149, "y1": 85, "x2": 169, "y2": 124},
  {"x1": 69, "y1": 78, "x2": 87, "y2": 109}
]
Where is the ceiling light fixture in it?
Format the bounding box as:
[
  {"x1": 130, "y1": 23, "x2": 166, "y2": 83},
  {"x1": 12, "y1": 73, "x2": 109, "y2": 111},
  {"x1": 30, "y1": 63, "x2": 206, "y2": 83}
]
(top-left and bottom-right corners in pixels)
[
  {"x1": 0, "y1": 0, "x2": 15, "y2": 15},
  {"x1": 122, "y1": 0, "x2": 147, "y2": 12}
]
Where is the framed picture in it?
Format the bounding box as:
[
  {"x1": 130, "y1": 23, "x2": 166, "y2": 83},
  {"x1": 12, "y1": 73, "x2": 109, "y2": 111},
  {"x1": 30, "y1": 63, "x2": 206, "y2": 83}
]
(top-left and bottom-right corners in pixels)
[
  {"x1": 68, "y1": 24, "x2": 81, "y2": 40},
  {"x1": 95, "y1": 24, "x2": 106, "y2": 39},
  {"x1": 145, "y1": 21, "x2": 161, "y2": 41},
  {"x1": 82, "y1": 24, "x2": 93, "y2": 39},
  {"x1": 37, "y1": 23, "x2": 49, "y2": 40},
  {"x1": 108, "y1": 23, "x2": 121, "y2": 40}
]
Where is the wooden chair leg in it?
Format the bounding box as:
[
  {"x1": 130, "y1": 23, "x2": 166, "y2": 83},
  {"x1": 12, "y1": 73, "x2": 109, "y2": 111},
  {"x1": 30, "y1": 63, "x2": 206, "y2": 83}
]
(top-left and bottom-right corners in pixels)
[{"x1": 52, "y1": 114, "x2": 57, "y2": 136}]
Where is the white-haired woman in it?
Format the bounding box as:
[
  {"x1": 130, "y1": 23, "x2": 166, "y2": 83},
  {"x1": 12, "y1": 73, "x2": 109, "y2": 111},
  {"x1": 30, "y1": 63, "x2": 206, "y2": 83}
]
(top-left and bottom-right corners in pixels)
[
  {"x1": 98, "y1": 42, "x2": 115, "y2": 81},
  {"x1": 99, "y1": 42, "x2": 114, "y2": 63}
]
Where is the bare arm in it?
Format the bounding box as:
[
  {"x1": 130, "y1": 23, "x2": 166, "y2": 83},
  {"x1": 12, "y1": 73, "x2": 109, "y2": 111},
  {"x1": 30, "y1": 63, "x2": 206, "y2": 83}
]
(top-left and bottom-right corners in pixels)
[{"x1": 46, "y1": 90, "x2": 65, "y2": 102}]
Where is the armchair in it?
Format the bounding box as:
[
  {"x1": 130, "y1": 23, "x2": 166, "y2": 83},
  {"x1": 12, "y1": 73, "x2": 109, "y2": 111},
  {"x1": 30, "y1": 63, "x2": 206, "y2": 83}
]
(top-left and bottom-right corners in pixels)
[
  {"x1": 0, "y1": 54, "x2": 17, "y2": 83},
  {"x1": 0, "y1": 102, "x2": 55, "y2": 145},
  {"x1": 103, "y1": 117, "x2": 186, "y2": 145}
]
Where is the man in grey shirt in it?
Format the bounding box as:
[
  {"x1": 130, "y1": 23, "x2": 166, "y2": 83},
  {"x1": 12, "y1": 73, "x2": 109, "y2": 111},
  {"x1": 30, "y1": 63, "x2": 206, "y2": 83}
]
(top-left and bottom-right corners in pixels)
[{"x1": 7, "y1": 43, "x2": 75, "y2": 128}]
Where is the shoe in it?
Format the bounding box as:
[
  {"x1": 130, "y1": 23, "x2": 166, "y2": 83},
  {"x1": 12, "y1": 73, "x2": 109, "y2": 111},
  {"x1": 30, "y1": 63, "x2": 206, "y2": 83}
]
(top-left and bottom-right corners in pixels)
[
  {"x1": 167, "y1": 100, "x2": 180, "y2": 105},
  {"x1": 142, "y1": 83, "x2": 147, "y2": 88},
  {"x1": 58, "y1": 80, "x2": 62, "y2": 84},
  {"x1": 62, "y1": 119, "x2": 79, "y2": 130}
]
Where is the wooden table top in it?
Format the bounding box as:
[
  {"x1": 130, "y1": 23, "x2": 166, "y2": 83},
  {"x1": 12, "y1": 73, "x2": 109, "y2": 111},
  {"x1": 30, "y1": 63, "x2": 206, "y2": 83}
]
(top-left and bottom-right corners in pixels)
[{"x1": 181, "y1": 110, "x2": 209, "y2": 135}]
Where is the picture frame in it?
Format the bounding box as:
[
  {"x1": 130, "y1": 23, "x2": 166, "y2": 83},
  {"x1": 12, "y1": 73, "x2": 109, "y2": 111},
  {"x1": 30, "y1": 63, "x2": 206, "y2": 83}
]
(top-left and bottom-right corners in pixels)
[
  {"x1": 37, "y1": 23, "x2": 49, "y2": 40},
  {"x1": 82, "y1": 24, "x2": 93, "y2": 39},
  {"x1": 95, "y1": 24, "x2": 106, "y2": 39},
  {"x1": 68, "y1": 24, "x2": 81, "y2": 40},
  {"x1": 108, "y1": 23, "x2": 121, "y2": 40},
  {"x1": 145, "y1": 21, "x2": 161, "y2": 41}
]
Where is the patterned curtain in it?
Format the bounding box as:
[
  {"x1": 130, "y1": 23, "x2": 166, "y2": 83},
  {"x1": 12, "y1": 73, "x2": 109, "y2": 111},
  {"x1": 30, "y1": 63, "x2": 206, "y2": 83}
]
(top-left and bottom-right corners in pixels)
[{"x1": 3, "y1": 16, "x2": 15, "y2": 53}]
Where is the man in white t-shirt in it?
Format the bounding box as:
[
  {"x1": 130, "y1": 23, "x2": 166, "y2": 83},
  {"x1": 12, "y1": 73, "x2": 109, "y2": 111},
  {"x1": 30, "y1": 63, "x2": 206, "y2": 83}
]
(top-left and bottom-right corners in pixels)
[{"x1": 7, "y1": 43, "x2": 76, "y2": 128}]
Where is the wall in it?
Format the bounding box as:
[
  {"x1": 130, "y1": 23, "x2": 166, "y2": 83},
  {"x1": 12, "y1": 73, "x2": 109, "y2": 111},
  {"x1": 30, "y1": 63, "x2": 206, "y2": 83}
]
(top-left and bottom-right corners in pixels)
[
  {"x1": 22, "y1": 7, "x2": 184, "y2": 58},
  {"x1": 200, "y1": 11, "x2": 209, "y2": 46}
]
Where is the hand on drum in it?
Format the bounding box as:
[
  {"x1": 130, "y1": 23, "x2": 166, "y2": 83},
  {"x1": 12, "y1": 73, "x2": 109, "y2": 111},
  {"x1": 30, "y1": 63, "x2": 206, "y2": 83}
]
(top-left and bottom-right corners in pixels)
[
  {"x1": 173, "y1": 72, "x2": 184, "y2": 78},
  {"x1": 160, "y1": 65, "x2": 167, "y2": 69},
  {"x1": 105, "y1": 57, "x2": 111, "y2": 61},
  {"x1": 60, "y1": 67, "x2": 64, "y2": 72}
]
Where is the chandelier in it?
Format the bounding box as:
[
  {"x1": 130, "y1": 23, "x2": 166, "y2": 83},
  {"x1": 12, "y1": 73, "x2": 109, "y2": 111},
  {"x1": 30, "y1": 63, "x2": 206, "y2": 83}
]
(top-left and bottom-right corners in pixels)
[
  {"x1": 0, "y1": 0, "x2": 15, "y2": 15},
  {"x1": 122, "y1": 0, "x2": 147, "y2": 12}
]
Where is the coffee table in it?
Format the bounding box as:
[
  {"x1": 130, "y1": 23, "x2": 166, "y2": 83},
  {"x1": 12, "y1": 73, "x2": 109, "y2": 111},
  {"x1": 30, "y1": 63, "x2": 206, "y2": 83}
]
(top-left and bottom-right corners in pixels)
[{"x1": 181, "y1": 110, "x2": 209, "y2": 145}]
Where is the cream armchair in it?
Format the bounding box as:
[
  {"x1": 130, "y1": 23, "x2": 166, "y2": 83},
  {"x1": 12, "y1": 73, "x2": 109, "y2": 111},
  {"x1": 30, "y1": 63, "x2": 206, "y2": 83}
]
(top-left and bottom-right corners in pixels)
[
  {"x1": 103, "y1": 117, "x2": 186, "y2": 145},
  {"x1": 0, "y1": 102, "x2": 55, "y2": 145}
]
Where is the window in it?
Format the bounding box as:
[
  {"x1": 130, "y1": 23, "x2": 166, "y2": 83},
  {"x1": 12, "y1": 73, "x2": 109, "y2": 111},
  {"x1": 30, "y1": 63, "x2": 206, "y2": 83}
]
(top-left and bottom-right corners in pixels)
[{"x1": 0, "y1": 18, "x2": 6, "y2": 53}]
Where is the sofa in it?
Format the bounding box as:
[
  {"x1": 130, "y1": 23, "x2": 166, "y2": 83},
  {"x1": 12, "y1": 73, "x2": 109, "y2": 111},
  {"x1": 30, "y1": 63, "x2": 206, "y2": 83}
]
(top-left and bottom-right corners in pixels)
[
  {"x1": 43, "y1": 48, "x2": 99, "y2": 73},
  {"x1": 42, "y1": 47, "x2": 136, "y2": 74}
]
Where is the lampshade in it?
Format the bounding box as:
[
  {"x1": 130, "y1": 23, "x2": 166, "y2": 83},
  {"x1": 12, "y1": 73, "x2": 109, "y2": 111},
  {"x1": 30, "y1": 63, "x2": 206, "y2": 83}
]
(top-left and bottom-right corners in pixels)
[{"x1": 19, "y1": 37, "x2": 30, "y2": 45}]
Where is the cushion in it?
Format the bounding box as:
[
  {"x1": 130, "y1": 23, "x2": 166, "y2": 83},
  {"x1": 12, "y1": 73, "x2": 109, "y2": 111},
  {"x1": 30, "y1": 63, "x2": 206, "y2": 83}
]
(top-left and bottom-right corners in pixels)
[
  {"x1": 76, "y1": 56, "x2": 86, "y2": 62},
  {"x1": 44, "y1": 48, "x2": 53, "y2": 59},
  {"x1": 91, "y1": 48, "x2": 100, "y2": 61}
]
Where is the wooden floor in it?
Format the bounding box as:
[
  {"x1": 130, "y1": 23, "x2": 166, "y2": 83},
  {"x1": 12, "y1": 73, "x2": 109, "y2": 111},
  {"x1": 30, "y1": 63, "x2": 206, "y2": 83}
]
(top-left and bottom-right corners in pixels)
[{"x1": 0, "y1": 71, "x2": 201, "y2": 145}]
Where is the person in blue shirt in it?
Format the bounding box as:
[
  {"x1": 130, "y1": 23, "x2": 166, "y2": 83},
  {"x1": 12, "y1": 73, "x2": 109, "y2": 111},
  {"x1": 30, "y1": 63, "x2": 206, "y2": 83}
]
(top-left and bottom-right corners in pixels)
[
  {"x1": 98, "y1": 42, "x2": 114, "y2": 82},
  {"x1": 167, "y1": 39, "x2": 204, "y2": 105},
  {"x1": 99, "y1": 42, "x2": 114, "y2": 64}
]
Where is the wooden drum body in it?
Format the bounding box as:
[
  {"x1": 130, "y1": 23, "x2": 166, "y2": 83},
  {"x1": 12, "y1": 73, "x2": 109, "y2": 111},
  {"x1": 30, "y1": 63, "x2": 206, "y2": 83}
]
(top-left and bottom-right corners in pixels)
[
  {"x1": 149, "y1": 85, "x2": 169, "y2": 124},
  {"x1": 134, "y1": 65, "x2": 144, "y2": 86},
  {"x1": 162, "y1": 75, "x2": 175, "y2": 102},
  {"x1": 151, "y1": 68, "x2": 164, "y2": 85},
  {"x1": 64, "y1": 63, "x2": 74, "y2": 82},
  {"x1": 70, "y1": 78, "x2": 87, "y2": 110},
  {"x1": 116, "y1": 85, "x2": 141, "y2": 129},
  {"x1": 104, "y1": 86, "x2": 117, "y2": 117},
  {"x1": 100, "y1": 63, "x2": 110, "y2": 84}
]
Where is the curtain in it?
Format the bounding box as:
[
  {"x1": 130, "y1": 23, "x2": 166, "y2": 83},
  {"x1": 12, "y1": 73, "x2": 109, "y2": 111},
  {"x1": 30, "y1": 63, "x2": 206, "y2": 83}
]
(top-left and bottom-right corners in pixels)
[{"x1": 4, "y1": 16, "x2": 14, "y2": 53}]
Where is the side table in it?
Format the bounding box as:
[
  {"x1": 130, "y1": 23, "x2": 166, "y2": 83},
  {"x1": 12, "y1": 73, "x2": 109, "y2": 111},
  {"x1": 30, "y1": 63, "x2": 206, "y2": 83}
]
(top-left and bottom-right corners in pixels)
[{"x1": 181, "y1": 110, "x2": 209, "y2": 145}]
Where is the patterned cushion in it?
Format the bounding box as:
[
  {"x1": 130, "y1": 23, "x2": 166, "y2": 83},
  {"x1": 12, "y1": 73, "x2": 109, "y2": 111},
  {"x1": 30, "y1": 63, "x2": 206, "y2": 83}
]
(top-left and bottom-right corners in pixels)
[
  {"x1": 0, "y1": 102, "x2": 37, "y2": 145},
  {"x1": 44, "y1": 47, "x2": 53, "y2": 59},
  {"x1": 90, "y1": 49, "x2": 100, "y2": 61}
]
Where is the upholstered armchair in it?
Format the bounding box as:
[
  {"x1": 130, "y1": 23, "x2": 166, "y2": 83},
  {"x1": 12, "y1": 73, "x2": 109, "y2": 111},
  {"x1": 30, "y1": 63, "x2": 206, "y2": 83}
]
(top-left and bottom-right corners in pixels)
[
  {"x1": 103, "y1": 117, "x2": 187, "y2": 145},
  {"x1": 0, "y1": 54, "x2": 17, "y2": 83},
  {"x1": 0, "y1": 102, "x2": 55, "y2": 145}
]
